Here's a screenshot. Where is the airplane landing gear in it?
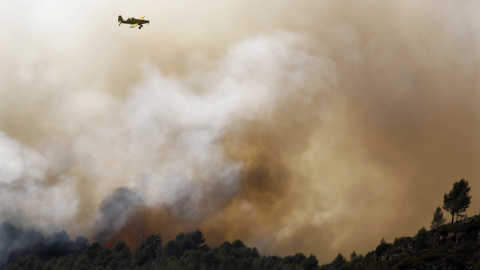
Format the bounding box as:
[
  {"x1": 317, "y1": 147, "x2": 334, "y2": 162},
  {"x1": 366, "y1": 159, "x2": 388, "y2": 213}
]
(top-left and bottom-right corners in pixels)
[{"x1": 139, "y1": 25, "x2": 143, "y2": 29}]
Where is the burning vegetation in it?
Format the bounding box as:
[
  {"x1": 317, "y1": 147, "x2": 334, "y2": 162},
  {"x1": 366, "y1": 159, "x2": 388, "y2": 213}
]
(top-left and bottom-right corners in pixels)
[{"x1": 3, "y1": 179, "x2": 480, "y2": 269}]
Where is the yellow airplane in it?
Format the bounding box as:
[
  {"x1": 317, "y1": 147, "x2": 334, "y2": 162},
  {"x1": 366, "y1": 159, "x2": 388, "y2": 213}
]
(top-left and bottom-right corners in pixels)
[{"x1": 118, "y1": 16, "x2": 149, "y2": 29}]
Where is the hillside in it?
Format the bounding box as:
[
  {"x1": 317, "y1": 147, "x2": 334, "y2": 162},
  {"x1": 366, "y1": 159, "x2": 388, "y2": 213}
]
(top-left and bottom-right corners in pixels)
[
  {"x1": 1, "y1": 225, "x2": 319, "y2": 270},
  {"x1": 3, "y1": 216, "x2": 480, "y2": 269},
  {"x1": 320, "y1": 215, "x2": 480, "y2": 270}
]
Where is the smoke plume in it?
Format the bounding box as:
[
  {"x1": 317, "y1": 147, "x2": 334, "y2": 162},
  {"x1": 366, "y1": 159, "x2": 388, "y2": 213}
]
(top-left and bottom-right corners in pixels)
[{"x1": 1, "y1": 0, "x2": 479, "y2": 262}]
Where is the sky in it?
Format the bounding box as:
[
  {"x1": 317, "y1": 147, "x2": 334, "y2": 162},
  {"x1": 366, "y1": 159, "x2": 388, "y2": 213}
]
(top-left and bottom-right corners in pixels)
[{"x1": 1, "y1": 0, "x2": 480, "y2": 263}]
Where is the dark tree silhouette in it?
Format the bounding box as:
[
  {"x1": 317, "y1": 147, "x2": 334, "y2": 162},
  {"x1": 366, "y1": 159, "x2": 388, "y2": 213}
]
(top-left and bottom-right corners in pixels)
[
  {"x1": 4, "y1": 228, "x2": 321, "y2": 270},
  {"x1": 443, "y1": 179, "x2": 472, "y2": 223},
  {"x1": 4, "y1": 254, "x2": 43, "y2": 270},
  {"x1": 331, "y1": 253, "x2": 347, "y2": 268},
  {"x1": 414, "y1": 227, "x2": 428, "y2": 251},
  {"x1": 0, "y1": 222, "x2": 88, "y2": 269},
  {"x1": 164, "y1": 239, "x2": 182, "y2": 259},
  {"x1": 376, "y1": 238, "x2": 392, "y2": 257},
  {"x1": 190, "y1": 230, "x2": 207, "y2": 249},
  {"x1": 350, "y1": 251, "x2": 358, "y2": 261},
  {"x1": 134, "y1": 234, "x2": 162, "y2": 266},
  {"x1": 430, "y1": 206, "x2": 446, "y2": 230},
  {"x1": 302, "y1": 254, "x2": 319, "y2": 270}
]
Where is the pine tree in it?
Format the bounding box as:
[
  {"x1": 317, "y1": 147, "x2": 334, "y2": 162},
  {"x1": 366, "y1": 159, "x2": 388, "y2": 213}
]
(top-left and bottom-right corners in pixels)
[
  {"x1": 443, "y1": 179, "x2": 472, "y2": 223},
  {"x1": 430, "y1": 207, "x2": 446, "y2": 230},
  {"x1": 350, "y1": 251, "x2": 358, "y2": 261},
  {"x1": 331, "y1": 253, "x2": 347, "y2": 268}
]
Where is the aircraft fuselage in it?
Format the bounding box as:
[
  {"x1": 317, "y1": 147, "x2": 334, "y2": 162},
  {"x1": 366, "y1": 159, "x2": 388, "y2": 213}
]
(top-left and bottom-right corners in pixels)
[{"x1": 118, "y1": 16, "x2": 149, "y2": 29}]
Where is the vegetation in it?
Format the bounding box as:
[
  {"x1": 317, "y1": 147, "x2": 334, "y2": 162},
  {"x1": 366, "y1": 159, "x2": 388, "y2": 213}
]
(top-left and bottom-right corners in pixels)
[
  {"x1": 0, "y1": 222, "x2": 88, "y2": 269},
  {"x1": 2, "y1": 227, "x2": 320, "y2": 270},
  {"x1": 317, "y1": 216, "x2": 480, "y2": 269},
  {"x1": 316, "y1": 178, "x2": 480, "y2": 269},
  {"x1": 430, "y1": 206, "x2": 446, "y2": 230},
  {"x1": 3, "y1": 178, "x2": 478, "y2": 270},
  {"x1": 443, "y1": 179, "x2": 471, "y2": 223}
]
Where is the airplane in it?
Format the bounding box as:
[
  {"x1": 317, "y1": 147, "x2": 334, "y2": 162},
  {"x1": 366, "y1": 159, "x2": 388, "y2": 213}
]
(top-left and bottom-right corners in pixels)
[{"x1": 118, "y1": 16, "x2": 149, "y2": 29}]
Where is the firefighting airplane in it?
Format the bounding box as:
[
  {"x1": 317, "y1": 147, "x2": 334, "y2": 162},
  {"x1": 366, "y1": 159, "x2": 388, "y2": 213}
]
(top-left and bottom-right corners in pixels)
[{"x1": 118, "y1": 16, "x2": 149, "y2": 29}]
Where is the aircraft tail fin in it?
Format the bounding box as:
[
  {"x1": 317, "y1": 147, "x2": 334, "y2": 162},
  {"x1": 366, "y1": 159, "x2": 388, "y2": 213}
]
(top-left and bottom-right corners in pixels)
[{"x1": 118, "y1": 15, "x2": 124, "y2": 25}]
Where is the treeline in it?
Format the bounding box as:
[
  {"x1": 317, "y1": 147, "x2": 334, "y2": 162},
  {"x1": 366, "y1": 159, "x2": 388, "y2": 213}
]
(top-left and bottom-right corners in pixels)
[
  {"x1": 4, "y1": 229, "x2": 320, "y2": 270},
  {"x1": 318, "y1": 215, "x2": 480, "y2": 269},
  {"x1": 0, "y1": 222, "x2": 88, "y2": 269},
  {"x1": 318, "y1": 178, "x2": 480, "y2": 269},
  {"x1": 4, "y1": 178, "x2": 477, "y2": 270}
]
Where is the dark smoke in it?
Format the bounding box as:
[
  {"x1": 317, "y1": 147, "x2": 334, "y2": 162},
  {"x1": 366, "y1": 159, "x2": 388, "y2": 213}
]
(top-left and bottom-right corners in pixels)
[
  {"x1": 0, "y1": 222, "x2": 88, "y2": 268},
  {"x1": 94, "y1": 187, "x2": 143, "y2": 243}
]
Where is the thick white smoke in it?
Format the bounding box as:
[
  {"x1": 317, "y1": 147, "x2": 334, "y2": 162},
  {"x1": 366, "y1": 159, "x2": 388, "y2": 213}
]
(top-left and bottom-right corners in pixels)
[
  {"x1": 0, "y1": 31, "x2": 329, "y2": 238},
  {"x1": 0, "y1": 132, "x2": 78, "y2": 230}
]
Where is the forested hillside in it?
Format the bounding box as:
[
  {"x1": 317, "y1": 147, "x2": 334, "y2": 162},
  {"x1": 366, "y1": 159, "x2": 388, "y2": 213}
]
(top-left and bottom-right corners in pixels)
[
  {"x1": 320, "y1": 179, "x2": 480, "y2": 270},
  {"x1": 4, "y1": 179, "x2": 479, "y2": 270},
  {"x1": 320, "y1": 216, "x2": 480, "y2": 269},
  {"x1": 2, "y1": 226, "x2": 319, "y2": 270},
  {"x1": 5, "y1": 216, "x2": 480, "y2": 270}
]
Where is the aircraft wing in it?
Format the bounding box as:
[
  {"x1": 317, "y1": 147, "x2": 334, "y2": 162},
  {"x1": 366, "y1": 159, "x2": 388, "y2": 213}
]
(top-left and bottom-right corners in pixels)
[
  {"x1": 138, "y1": 16, "x2": 145, "y2": 20},
  {"x1": 130, "y1": 23, "x2": 139, "y2": 28}
]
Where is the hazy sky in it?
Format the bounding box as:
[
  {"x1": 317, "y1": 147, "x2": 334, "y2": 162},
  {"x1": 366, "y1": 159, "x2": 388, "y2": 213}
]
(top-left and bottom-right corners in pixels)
[{"x1": 1, "y1": 0, "x2": 479, "y2": 263}]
